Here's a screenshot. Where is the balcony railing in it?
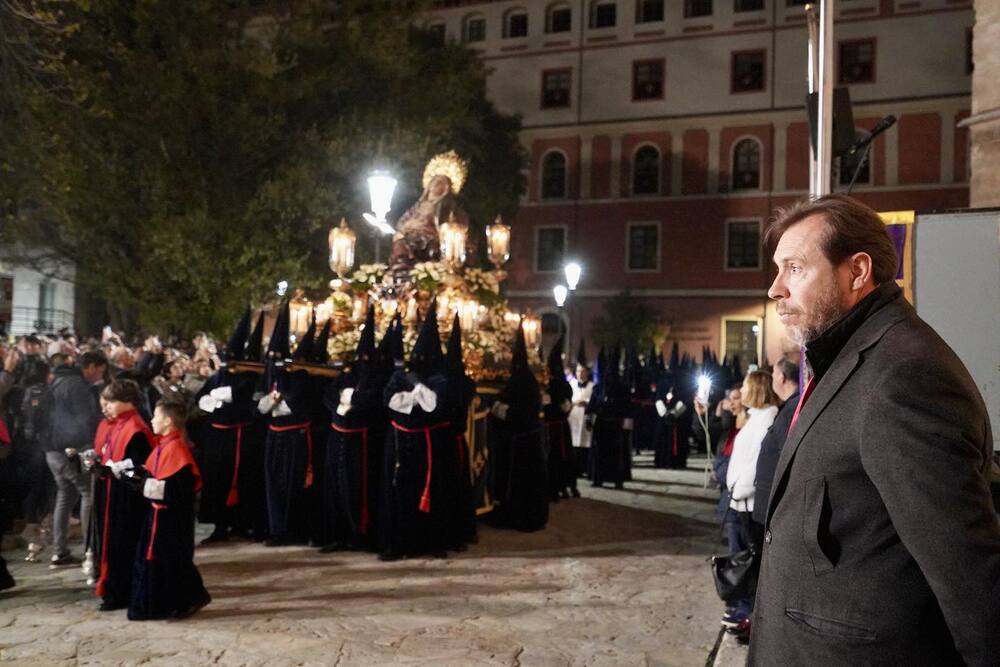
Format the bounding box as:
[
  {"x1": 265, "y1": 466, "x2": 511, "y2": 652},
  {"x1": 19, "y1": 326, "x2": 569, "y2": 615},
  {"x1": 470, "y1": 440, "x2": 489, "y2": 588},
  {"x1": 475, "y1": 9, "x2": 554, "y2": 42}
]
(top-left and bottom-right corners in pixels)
[{"x1": 5, "y1": 307, "x2": 75, "y2": 335}]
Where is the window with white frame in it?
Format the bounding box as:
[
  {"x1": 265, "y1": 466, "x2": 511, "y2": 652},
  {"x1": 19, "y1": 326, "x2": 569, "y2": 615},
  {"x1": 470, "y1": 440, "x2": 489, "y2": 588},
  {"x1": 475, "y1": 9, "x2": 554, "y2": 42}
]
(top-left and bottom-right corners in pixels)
[
  {"x1": 590, "y1": 0, "x2": 617, "y2": 28},
  {"x1": 463, "y1": 14, "x2": 486, "y2": 42},
  {"x1": 503, "y1": 8, "x2": 529, "y2": 38},
  {"x1": 546, "y1": 3, "x2": 572, "y2": 32},
  {"x1": 732, "y1": 138, "x2": 761, "y2": 190},
  {"x1": 541, "y1": 151, "x2": 568, "y2": 199},
  {"x1": 536, "y1": 227, "x2": 567, "y2": 272},
  {"x1": 627, "y1": 222, "x2": 660, "y2": 271},
  {"x1": 725, "y1": 220, "x2": 761, "y2": 269},
  {"x1": 632, "y1": 145, "x2": 660, "y2": 195}
]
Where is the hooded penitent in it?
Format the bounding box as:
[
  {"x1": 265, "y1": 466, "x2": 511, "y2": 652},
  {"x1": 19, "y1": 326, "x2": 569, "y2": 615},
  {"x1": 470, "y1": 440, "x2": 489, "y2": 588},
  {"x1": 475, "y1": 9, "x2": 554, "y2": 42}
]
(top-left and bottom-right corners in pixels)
[
  {"x1": 221, "y1": 307, "x2": 252, "y2": 365},
  {"x1": 489, "y1": 321, "x2": 548, "y2": 531},
  {"x1": 444, "y1": 314, "x2": 479, "y2": 548},
  {"x1": 544, "y1": 333, "x2": 575, "y2": 500},
  {"x1": 380, "y1": 301, "x2": 452, "y2": 559},
  {"x1": 320, "y1": 305, "x2": 386, "y2": 551}
]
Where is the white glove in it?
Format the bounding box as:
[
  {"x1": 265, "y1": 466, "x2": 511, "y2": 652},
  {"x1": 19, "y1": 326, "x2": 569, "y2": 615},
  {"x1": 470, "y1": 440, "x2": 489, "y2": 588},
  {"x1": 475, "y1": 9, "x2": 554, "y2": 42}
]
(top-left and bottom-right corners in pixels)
[
  {"x1": 388, "y1": 383, "x2": 438, "y2": 415},
  {"x1": 199, "y1": 393, "x2": 221, "y2": 413},
  {"x1": 671, "y1": 401, "x2": 687, "y2": 417},
  {"x1": 655, "y1": 400, "x2": 667, "y2": 417},
  {"x1": 336, "y1": 387, "x2": 355, "y2": 416},
  {"x1": 109, "y1": 459, "x2": 134, "y2": 479},
  {"x1": 622, "y1": 418, "x2": 634, "y2": 431},
  {"x1": 143, "y1": 478, "x2": 166, "y2": 501},
  {"x1": 210, "y1": 386, "x2": 233, "y2": 404},
  {"x1": 491, "y1": 402, "x2": 509, "y2": 420},
  {"x1": 257, "y1": 394, "x2": 275, "y2": 415}
]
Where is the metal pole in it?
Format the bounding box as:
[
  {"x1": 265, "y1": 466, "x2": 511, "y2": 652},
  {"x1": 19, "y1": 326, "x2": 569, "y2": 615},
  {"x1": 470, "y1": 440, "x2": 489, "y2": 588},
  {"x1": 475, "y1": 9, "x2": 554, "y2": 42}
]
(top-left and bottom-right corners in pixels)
[
  {"x1": 814, "y1": 0, "x2": 835, "y2": 196},
  {"x1": 806, "y1": 5, "x2": 819, "y2": 194}
]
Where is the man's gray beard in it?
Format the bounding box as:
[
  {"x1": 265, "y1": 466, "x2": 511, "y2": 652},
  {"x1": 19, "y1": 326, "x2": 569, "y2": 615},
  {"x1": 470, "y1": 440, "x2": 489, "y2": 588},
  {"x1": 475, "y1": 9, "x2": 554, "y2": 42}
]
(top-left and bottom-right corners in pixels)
[{"x1": 787, "y1": 287, "x2": 847, "y2": 347}]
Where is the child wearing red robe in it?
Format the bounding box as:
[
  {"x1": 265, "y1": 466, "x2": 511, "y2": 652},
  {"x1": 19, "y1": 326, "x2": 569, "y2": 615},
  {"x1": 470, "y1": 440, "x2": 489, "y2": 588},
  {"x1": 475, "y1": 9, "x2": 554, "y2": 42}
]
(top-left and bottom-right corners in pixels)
[
  {"x1": 127, "y1": 400, "x2": 210, "y2": 620},
  {"x1": 90, "y1": 380, "x2": 153, "y2": 612}
]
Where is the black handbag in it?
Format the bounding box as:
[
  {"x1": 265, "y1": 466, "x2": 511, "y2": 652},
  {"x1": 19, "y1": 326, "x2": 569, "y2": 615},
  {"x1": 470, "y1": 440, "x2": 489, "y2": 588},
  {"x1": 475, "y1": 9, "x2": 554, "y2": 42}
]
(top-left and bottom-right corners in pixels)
[{"x1": 710, "y1": 503, "x2": 760, "y2": 603}]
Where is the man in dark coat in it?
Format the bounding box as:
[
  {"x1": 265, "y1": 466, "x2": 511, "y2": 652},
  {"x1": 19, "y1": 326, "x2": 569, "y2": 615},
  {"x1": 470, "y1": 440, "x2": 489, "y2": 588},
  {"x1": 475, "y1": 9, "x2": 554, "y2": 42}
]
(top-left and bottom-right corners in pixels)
[{"x1": 750, "y1": 194, "x2": 1000, "y2": 665}]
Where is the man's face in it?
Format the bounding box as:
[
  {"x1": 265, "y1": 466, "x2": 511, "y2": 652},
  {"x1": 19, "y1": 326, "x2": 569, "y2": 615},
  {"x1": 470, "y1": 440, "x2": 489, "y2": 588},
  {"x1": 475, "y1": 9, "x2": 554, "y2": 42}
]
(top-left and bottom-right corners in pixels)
[
  {"x1": 81, "y1": 363, "x2": 106, "y2": 385},
  {"x1": 771, "y1": 370, "x2": 784, "y2": 396},
  {"x1": 769, "y1": 215, "x2": 852, "y2": 346}
]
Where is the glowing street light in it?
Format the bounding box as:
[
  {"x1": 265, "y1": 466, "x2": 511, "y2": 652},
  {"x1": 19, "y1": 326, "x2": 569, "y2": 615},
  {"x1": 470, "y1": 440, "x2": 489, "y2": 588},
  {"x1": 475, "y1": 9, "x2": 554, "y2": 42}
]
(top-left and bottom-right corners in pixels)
[
  {"x1": 564, "y1": 262, "x2": 582, "y2": 290},
  {"x1": 553, "y1": 284, "x2": 568, "y2": 307},
  {"x1": 363, "y1": 172, "x2": 397, "y2": 235}
]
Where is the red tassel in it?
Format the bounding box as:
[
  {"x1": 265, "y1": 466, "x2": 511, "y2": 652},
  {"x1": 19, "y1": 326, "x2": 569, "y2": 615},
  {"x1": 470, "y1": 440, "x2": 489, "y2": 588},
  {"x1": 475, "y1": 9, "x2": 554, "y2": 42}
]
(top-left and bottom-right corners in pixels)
[
  {"x1": 226, "y1": 486, "x2": 239, "y2": 507},
  {"x1": 419, "y1": 491, "x2": 431, "y2": 513}
]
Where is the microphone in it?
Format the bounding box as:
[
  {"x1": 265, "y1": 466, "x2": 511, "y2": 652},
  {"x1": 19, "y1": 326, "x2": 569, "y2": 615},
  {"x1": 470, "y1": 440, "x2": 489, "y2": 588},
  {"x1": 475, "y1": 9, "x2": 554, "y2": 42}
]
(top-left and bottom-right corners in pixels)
[{"x1": 849, "y1": 115, "x2": 896, "y2": 155}]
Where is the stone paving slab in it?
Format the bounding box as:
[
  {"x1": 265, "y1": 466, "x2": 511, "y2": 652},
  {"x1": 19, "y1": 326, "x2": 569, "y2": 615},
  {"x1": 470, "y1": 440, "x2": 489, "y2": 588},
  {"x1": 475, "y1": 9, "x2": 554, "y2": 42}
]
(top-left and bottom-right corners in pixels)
[{"x1": 2, "y1": 461, "x2": 728, "y2": 666}]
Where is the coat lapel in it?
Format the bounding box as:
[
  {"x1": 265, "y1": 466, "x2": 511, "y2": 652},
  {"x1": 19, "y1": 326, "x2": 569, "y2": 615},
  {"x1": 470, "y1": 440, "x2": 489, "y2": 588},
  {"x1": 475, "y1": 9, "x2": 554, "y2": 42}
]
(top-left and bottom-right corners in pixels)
[{"x1": 765, "y1": 300, "x2": 911, "y2": 528}]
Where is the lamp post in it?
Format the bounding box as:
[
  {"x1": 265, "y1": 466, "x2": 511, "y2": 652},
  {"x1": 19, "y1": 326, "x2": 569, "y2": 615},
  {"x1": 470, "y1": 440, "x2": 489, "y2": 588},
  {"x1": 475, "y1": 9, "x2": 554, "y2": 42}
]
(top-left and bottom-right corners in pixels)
[
  {"x1": 363, "y1": 172, "x2": 397, "y2": 262},
  {"x1": 560, "y1": 261, "x2": 582, "y2": 357},
  {"x1": 553, "y1": 284, "x2": 568, "y2": 308}
]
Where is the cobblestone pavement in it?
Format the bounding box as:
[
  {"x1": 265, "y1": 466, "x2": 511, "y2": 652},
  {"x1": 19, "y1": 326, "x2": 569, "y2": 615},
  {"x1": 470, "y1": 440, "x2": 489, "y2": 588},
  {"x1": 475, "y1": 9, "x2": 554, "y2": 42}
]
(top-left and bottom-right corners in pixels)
[{"x1": 1, "y1": 459, "x2": 731, "y2": 667}]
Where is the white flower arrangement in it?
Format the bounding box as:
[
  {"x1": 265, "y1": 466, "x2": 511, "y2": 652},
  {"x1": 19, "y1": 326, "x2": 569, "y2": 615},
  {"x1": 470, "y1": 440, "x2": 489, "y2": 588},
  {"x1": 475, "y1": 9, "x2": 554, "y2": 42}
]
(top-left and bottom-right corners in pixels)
[
  {"x1": 328, "y1": 329, "x2": 360, "y2": 361},
  {"x1": 410, "y1": 261, "x2": 447, "y2": 291},
  {"x1": 330, "y1": 291, "x2": 353, "y2": 314},
  {"x1": 464, "y1": 268, "x2": 500, "y2": 295},
  {"x1": 350, "y1": 263, "x2": 386, "y2": 292}
]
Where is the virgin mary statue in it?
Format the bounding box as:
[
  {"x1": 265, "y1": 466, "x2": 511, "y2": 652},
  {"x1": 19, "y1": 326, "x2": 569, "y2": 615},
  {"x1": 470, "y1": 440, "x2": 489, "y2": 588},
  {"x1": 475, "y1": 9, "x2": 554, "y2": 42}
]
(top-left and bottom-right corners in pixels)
[{"x1": 388, "y1": 151, "x2": 471, "y2": 278}]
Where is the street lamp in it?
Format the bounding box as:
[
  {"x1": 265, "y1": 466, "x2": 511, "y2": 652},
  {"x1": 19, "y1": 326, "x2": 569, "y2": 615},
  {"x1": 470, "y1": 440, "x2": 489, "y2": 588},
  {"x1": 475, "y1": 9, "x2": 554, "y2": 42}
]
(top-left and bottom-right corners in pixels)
[
  {"x1": 553, "y1": 284, "x2": 568, "y2": 308},
  {"x1": 564, "y1": 262, "x2": 582, "y2": 290},
  {"x1": 363, "y1": 172, "x2": 397, "y2": 236}
]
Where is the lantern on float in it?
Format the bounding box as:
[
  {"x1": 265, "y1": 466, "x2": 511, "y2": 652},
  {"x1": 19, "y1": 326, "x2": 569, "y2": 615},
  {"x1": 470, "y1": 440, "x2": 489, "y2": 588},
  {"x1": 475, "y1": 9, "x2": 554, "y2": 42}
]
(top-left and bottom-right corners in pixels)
[
  {"x1": 486, "y1": 215, "x2": 511, "y2": 269},
  {"x1": 328, "y1": 218, "x2": 357, "y2": 277},
  {"x1": 438, "y1": 211, "x2": 468, "y2": 267}
]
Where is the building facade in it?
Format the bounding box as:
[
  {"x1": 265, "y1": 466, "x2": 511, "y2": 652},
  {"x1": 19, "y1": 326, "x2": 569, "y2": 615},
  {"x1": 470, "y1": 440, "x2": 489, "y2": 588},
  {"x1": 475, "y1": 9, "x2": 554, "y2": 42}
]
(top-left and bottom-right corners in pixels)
[
  {"x1": 426, "y1": 0, "x2": 972, "y2": 366},
  {"x1": 0, "y1": 249, "x2": 76, "y2": 337}
]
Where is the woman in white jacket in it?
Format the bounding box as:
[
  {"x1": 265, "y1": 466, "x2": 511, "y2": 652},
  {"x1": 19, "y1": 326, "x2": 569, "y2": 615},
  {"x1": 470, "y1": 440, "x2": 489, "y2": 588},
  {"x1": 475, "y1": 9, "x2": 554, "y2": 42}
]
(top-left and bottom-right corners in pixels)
[{"x1": 722, "y1": 370, "x2": 779, "y2": 628}]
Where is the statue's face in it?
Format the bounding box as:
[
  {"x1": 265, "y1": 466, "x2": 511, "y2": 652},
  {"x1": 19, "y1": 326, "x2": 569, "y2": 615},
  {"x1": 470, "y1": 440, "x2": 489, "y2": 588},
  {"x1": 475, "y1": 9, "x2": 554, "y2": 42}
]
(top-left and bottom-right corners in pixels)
[{"x1": 428, "y1": 175, "x2": 451, "y2": 200}]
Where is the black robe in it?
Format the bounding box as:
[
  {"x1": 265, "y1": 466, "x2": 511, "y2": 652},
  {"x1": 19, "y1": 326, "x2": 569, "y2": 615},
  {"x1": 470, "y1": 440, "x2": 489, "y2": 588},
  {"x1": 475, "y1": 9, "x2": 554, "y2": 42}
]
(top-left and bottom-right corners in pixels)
[
  {"x1": 380, "y1": 371, "x2": 453, "y2": 558},
  {"x1": 444, "y1": 372, "x2": 478, "y2": 548},
  {"x1": 490, "y1": 391, "x2": 548, "y2": 532},
  {"x1": 94, "y1": 432, "x2": 152, "y2": 608},
  {"x1": 590, "y1": 389, "x2": 632, "y2": 487},
  {"x1": 128, "y1": 464, "x2": 208, "y2": 620},
  {"x1": 543, "y1": 390, "x2": 575, "y2": 500},
  {"x1": 321, "y1": 371, "x2": 385, "y2": 551},
  {"x1": 194, "y1": 369, "x2": 263, "y2": 535},
  {"x1": 261, "y1": 370, "x2": 321, "y2": 544}
]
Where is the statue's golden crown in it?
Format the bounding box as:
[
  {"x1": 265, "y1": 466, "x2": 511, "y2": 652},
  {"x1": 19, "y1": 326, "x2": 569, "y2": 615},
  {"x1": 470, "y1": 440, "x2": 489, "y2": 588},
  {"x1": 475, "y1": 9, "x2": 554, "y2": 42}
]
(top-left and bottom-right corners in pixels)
[{"x1": 422, "y1": 150, "x2": 468, "y2": 194}]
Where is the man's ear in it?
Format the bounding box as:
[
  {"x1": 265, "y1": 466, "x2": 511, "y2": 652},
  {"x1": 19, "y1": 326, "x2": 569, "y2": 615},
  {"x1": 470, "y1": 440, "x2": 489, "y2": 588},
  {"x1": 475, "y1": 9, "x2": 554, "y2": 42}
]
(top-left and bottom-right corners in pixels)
[{"x1": 848, "y1": 252, "x2": 874, "y2": 291}]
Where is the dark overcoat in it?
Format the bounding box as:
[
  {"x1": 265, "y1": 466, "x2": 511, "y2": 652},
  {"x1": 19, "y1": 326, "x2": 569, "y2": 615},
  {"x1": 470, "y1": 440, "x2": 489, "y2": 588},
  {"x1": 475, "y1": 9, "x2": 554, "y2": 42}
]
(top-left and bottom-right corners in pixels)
[{"x1": 750, "y1": 284, "x2": 1000, "y2": 666}]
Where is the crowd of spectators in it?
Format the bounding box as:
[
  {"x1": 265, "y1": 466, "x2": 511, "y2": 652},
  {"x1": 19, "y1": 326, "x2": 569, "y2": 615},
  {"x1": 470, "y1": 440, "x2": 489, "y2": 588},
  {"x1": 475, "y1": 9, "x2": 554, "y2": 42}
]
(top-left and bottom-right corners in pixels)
[{"x1": 0, "y1": 329, "x2": 221, "y2": 572}]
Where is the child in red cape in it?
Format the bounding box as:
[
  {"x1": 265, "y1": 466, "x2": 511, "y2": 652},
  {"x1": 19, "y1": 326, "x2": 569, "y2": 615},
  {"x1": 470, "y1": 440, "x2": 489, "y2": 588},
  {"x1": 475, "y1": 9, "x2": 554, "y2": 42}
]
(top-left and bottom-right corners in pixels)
[
  {"x1": 126, "y1": 400, "x2": 211, "y2": 620},
  {"x1": 90, "y1": 380, "x2": 153, "y2": 612}
]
